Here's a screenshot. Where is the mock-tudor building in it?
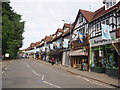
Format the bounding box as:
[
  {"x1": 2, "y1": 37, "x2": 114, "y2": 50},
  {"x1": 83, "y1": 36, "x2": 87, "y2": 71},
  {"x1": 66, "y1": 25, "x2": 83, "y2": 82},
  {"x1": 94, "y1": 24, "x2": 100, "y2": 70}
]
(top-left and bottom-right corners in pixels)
[
  {"x1": 69, "y1": 0, "x2": 120, "y2": 75},
  {"x1": 70, "y1": 9, "x2": 91, "y2": 70},
  {"x1": 89, "y1": 0, "x2": 120, "y2": 77},
  {"x1": 47, "y1": 28, "x2": 64, "y2": 64},
  {"x1": 62, "y1": 23, "x2": 71, "y2": 67}
]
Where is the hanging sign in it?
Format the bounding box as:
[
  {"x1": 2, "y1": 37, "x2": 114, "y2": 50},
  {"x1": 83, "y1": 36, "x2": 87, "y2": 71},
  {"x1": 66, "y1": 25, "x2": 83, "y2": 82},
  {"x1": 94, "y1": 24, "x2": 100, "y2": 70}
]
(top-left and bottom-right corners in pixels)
[{"x1": 63, "y1": 39, "x2": 69, "y2": 48}]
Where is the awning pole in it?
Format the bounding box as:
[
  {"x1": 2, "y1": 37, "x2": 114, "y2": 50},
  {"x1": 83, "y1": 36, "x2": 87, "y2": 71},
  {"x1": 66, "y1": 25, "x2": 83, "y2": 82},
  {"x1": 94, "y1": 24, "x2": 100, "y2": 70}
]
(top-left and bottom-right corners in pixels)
[{"x1": 112, "y1": 42, "x2": 120, "y2": 56}]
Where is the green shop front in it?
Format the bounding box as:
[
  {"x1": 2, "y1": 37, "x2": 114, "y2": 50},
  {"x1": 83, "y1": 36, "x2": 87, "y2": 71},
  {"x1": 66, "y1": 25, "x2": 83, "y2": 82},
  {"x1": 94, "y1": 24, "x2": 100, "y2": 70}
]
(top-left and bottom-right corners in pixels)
[{"x1": 90, "y1": 32, "x2": 119, "y2": 77}]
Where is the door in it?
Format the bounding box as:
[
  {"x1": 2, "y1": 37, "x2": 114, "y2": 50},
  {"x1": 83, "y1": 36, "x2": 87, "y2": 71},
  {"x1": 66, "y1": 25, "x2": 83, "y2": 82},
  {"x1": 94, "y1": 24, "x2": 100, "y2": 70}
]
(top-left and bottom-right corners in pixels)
[{"x1": 106, "y1": 53, "x2": 114, "y2": 68}]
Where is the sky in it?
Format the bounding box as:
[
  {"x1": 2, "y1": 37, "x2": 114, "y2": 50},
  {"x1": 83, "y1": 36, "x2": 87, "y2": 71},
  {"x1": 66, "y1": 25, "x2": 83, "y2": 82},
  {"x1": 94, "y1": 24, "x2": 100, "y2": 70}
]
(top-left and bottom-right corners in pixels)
[{"x1": 9, "y1": 0, "x2": 105, "y2": 50}]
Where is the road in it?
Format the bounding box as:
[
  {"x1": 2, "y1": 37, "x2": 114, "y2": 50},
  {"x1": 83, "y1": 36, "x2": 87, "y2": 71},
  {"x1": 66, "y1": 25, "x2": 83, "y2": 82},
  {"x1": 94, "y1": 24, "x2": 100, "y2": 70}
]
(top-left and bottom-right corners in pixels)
[{"x1": 2, "y1": 59, "x2": 115, "y2": 88}]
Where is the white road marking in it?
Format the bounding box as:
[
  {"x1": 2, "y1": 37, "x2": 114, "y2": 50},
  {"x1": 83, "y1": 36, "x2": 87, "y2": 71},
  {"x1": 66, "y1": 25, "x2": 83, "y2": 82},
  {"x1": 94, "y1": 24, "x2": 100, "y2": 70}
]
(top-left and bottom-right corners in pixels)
[
  {"x1": 83, "y1": 77, "x2": 90, "y2": 82},
  {"x1": 77, "y1": 76, "x2": 82, "y2": 78},
  {"x1": 31, "y1": 69, "x2": 39, "y2": 76},
  {"x1": 43, "y1": 81, "x2": 61, "y2": 88},
  {"x1": 77, "y1": 76, "x2": 89, "y2": 81},
  {"x1": 41, "y1": 75, "x2": 44, "y2": 81},
  {"x1": 25, "y1": 62, "x2": 30, "y2": 68}
]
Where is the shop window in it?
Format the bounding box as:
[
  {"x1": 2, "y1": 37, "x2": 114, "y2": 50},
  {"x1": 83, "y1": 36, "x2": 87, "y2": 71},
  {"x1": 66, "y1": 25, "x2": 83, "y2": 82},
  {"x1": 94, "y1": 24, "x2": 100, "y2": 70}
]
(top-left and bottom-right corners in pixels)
[
  {"x1": 106, "y1": 19, "x2": 109, "y2": 25},
  {"x1": 92, "y1": 50, "x2": 99, "y2": 67},
  {"x1": 106, "y1": 54, "x2": 113, "y2": 68},
  {"x1": 92, "y1": 49, "x2": 106, "y2": 67},
  {"x1": 106, "y1": 49, "x2": 118, "y2": 69}
]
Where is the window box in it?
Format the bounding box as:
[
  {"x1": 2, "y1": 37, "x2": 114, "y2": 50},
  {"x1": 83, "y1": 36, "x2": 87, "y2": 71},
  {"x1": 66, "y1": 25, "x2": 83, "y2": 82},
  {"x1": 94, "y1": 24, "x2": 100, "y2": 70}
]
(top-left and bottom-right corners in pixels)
[{"x1": 90, "y1": 67, "x2": 105, "y2": 73}]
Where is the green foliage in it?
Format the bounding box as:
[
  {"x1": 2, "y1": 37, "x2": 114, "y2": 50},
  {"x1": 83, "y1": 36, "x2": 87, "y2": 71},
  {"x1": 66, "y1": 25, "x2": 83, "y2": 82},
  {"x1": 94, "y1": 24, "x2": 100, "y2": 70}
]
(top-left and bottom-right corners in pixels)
[{"x1": 2, "y1": 2, "x2": 25, "y2": 59}]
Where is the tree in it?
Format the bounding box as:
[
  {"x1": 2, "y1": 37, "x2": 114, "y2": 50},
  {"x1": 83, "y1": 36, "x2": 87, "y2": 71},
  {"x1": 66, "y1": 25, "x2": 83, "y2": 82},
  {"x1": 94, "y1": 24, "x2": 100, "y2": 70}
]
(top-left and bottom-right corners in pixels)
[{"x1": 2, "y1": 2, "x2": 25, "y2": 59}]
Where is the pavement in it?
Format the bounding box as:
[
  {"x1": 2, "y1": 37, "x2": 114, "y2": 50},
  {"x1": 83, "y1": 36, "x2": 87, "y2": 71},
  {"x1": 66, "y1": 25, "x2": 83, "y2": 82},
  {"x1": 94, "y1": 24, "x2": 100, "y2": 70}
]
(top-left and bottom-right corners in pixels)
[
  {"x1": 0, "y1": 60, "x2": 15, "y2": 74},
  {"x1": 31, "y1": 59, "x2": 120, "y2": 88},
  {"x1": 2, "y1": 59, "x2": 117, "y2": 88}
]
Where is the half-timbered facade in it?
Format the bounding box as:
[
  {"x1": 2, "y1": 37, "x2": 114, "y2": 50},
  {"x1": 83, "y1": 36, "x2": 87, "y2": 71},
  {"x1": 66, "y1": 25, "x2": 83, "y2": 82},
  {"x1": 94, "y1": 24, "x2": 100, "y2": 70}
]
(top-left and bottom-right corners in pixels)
[
  {"x1": 62, "y1": 23, "x2": 71, "y2": 67},
  {"x1": 89, "y1": 0, "x2": 120, "y2": 77},
  {"x1": 70, "y1": 9, "x2": 92, "y2": 70}
]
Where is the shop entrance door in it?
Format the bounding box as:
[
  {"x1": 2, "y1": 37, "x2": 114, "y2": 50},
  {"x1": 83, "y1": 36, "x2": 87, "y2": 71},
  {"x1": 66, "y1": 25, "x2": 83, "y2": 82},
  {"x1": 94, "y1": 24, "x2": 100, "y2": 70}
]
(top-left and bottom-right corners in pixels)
[{"x1": 106, "y1": 53, "x2": 114, "y2": 67}]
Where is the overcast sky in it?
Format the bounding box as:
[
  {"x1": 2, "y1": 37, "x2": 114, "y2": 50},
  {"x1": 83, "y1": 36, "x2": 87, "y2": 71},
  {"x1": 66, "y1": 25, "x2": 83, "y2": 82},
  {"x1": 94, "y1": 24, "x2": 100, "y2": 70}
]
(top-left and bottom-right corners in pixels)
[{"x1": 10, "y1": 0, "x2": 104, "y2": 49}]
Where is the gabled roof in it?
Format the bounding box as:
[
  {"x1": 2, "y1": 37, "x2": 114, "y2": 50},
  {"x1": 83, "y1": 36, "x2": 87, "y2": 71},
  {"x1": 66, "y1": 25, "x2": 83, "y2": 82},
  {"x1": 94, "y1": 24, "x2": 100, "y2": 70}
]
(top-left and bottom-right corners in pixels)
[
  {"x1": 35, "y1": 41, "x2": 41, "y2": 47},
  {"x1": 55, "y1": 28, "x2": 64, "y2": 34},
  {"x1": 91, "y1": 1, "x2": 120, "y2": 21},
  {"x1": 30, "y1": 43, "x2": 36, "y2": 48},
  {"x1": 91, "y1": 6, "x2": 105, "y2": 21},
  {"x1": 73, "y1": 9, "x2": 94, "y2": 29},
  {"x1": 45, "y1": 35, "x2": 53, "y2": 43},
  {"x1": 73, "y1": 1, "x2": 120, "y2": 29},
  {"x1": 79, "y1": 9, "x2": 94, "y2": 22},
  {"x1": 62, "y1": 29, "x2": 70, "y2": 36},
  {"x1": 64, "y1": 23, "x2": 70, "y2": 28}
]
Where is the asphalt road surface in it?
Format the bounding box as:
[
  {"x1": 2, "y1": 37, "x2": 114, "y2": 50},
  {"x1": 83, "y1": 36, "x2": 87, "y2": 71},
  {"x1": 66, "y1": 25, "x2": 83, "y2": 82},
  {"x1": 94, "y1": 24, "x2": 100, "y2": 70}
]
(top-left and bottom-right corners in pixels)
[{"x1": 2, "y1": 59, "x2": 115, "y2": 88}]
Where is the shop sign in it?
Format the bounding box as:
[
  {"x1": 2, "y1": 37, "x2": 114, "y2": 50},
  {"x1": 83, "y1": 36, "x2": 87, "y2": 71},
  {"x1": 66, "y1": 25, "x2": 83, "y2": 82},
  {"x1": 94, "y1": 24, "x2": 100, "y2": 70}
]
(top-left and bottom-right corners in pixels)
[
  {"x1": 90, "y1": 32, "x2": 116, "y2": 47},
  {"x1": 69, "y1": 49, "x2": 88, "y2": 56}
]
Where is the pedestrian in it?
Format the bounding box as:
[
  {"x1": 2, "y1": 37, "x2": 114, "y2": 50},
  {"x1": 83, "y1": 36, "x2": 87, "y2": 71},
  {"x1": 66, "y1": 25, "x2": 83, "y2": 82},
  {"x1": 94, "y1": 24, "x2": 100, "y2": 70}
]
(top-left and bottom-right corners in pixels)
[{"x1": 51, "y1": 57, "x2": 55, "y2": 65}]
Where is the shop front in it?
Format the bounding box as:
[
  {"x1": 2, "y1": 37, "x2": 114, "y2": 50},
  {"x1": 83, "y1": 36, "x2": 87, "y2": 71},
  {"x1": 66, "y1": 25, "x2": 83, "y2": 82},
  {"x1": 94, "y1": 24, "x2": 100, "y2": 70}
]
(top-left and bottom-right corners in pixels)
[
  {"x1": 62, "y1": 50, "x2": 71, "y2": 67},
  {"x1": 69, "y1": 49, "x2": 88, "y2": 71},
  {"x1": 47, "y1": 49, "x2": 62, "y2": 64},
  {"x1": 90, "y1": 32, "x2": 119, "y2": 77},
  {"x1": 70, "y1": 38, "x2": 89, "y2": 71}
]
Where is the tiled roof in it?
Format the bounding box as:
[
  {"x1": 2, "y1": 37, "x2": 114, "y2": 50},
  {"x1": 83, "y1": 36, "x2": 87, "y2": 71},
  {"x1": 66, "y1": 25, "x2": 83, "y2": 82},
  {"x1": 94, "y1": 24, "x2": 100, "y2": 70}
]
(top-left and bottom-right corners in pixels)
[
  {"x1": 45, "y1": 35, "x2": 53, "y2": 43},
  {"x1": 35, "y1": 41, "x2": 41, "y2": 47},
  {"x1": 62, "y1": 29, "x2": 70, "y2": 36},
  {"x1": 91, "y1": 1, "x2": 120, "y2": 21},
  {"x1": 73, "y1": 1, "x2": 120, "y2": 29},
  {"x1": 30, "y1": 43, "x2": 36, "y2": 48},
  {"x1": 64, "y1": 23, "x2": 70, "y2": 28},
  {"x1": 79, "y1": 9, "x2": 94, "y2": 22},
  {"x1": 55, "y1": 28, "x2": 64, "y2": 34}
]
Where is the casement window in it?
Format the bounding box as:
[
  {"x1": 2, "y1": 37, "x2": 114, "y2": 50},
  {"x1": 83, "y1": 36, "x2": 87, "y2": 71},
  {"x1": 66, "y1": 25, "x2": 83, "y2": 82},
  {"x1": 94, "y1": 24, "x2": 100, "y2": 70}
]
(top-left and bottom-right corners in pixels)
[
  {"x1": 96, "y1": 24, "x2": 99, "y2": 31},
  {"x1": 102, "y1": 21, "x2": 105, "y2": 24},
  {"x1": 64, "y1": 27, "x2": 69, "y2": 32},
  {"x1": 78, "y1": 27, "x2": 85, "y2": 35},
  {"x1": 57, "y1": 32, "x2": 61, "y2": 36},
  {"x1": 105, "y1": 1, "x2": 116, "y2": 10},
  {"x1": 79, "y1": 14, "x2": 83, "y2": 23},
  {"x1": 106, "y1": 19, "x2": 109, "y2": 25}
]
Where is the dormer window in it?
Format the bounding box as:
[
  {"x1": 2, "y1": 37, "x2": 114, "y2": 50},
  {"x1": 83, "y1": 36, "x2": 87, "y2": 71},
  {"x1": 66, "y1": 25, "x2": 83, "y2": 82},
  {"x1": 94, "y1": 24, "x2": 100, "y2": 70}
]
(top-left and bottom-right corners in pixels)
[
  {"x1": 57, "y1": 32, "x2": 61, "y2": 36},
  {"x1": 103, "y1": 0, "x2": 116, "y2": 10},
  {"x1": 53, "y1": 35, "x2": 56, "y2": 38},
  {"x1": 64, "y1": 27, "x2": 69, "y2": 32}
]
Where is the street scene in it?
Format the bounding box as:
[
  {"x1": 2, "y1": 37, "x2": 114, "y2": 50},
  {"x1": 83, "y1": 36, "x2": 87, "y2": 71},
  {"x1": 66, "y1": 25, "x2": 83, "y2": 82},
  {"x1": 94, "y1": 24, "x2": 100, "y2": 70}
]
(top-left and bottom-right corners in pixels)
[{"x1": 1, "y1": 0, "x2": 120, "y2": 89}]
